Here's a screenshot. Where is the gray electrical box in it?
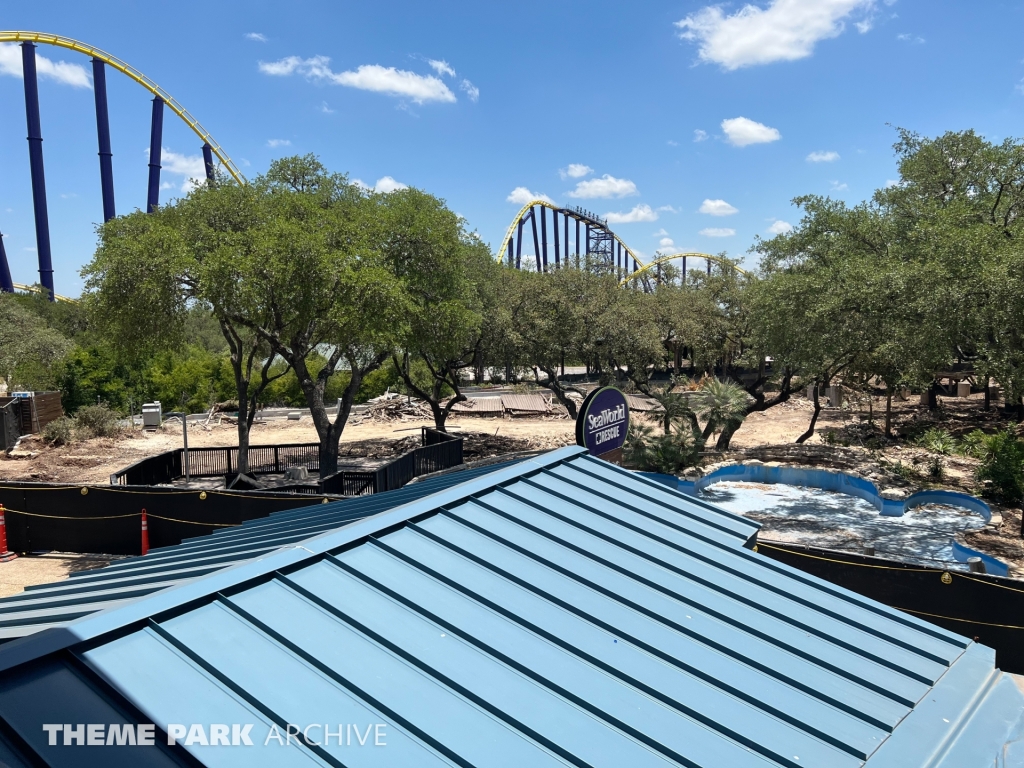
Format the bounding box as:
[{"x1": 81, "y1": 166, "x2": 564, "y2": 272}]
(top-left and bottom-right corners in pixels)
[{"x1": 141, "y1": 401, "x2": 163, "y2": 428}]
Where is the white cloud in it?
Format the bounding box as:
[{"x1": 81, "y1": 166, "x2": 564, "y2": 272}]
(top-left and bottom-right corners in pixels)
[
  {"x1": 693, "y1": 129, "x2": 709, "y2": 142},
  {"x1": 885, "y1": 179, "x2": 900, "y2": 188},
  {"x1": 699, "y1": 198, "x2": 739, "y2": 216},
  {"x1": 830, "y1": 180, "x2": 848, "y2": 191},
  {"x1": 156, "y1": 148, "x2": 208, "y2": 192},
  {"x1": 676, "y1": 0, "x2": 877, "y2": 70},
  {"x1": 721, "y1": 117, "x2": 781, "y2": 146},
  {"x1": 507, "y1": 187, "x2": 555, "y2": 205},
  {"x1": 428, "y1": 59, "x2": 456, "y2": 77},
  {"x1": 459, "y1": 79, "x2": 479, "y2": 102},
  {"x1": 245, "y1": 32, "x2": 267, "y2": 42},
  {"x1": 259, "y1": 56, "x2": 456, "y2": 104},
  {"x1": 560, "y1": 164, "x2": 594, "y2": 180},
  {"x1": 657, "y1": 205, "x2": 679, "y2": 213},
  {"x1": 806, "y1": 150, "x2": 840, "y2": 162},
  {"x1": 659, "y1": 237, "x2": 676, "y2": 249},
  {"x1": 373, "y1": 176, "x2": 407, "y2": 193},
  {"x1": 321, "y1": 101, "x2": 334, "y2": 114},
  {"x1": 653, "y1": 228, "x2": 669, "y2": 237},
  {"x1": 605, "y1": 204, "x2": 658, "y2": 224},
  {"x1": 567, "y1": 174, "x2": 638, "y2": 199},
  {"x1": 267, "y1": 139, "x2": 291, "y2": 148},
  {"x1": 897, "y1": 33, "x2": 925, "y2": 44},
  {"x1": 767, "y1": 220, "x2": 793, "y2": 234},
  {"x1": 699, "y1": 227, "x2": 736, "y2": 237},
  {"x1": 667, "y1": 140, "x2": 679, "y2": 147},
  {"x1": 0, "y1": 43, "x2": 91, "y2": 88}
]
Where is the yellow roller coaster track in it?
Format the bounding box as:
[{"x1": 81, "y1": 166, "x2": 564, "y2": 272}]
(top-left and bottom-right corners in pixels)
[
  {"x1": 12, "y1": 282, "x2": 74, "y2": 303},
  {"x1": 0, "y1": 31, "x2": 246, "y2": 186},
  {"x1": 622, "y1": 251, "x2": 748, "y2": 286},
  {"x1": 495, "y1": 199, "x2": 747, "y2": 286}
]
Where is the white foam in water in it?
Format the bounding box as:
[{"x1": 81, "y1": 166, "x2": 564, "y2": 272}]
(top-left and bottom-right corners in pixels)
[{"x1": 701, "y1": 481, "x2": 986, "y2": 570}]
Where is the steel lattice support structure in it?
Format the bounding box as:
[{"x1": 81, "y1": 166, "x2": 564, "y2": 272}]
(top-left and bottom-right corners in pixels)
[{"x1": 495, "y1": 199, "x2": 746, "y2": 292}]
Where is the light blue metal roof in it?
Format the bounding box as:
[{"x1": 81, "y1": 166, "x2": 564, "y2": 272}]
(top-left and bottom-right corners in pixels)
[
  {"x1": 0, "y1": 446, "x2": 1020, "y2": 767},
  {"x1": 0, "y1": 458, "x2": 528, "y2": 639}
]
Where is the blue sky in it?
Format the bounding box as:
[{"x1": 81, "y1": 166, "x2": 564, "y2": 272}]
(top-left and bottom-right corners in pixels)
[{"x1": 1, "y1": 1, "x2": 1022, "y2": 295}]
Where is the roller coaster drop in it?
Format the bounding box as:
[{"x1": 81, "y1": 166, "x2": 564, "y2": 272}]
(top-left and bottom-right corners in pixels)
[
  {"x1": 0, "y1": 31, "x2": 244, "y2": 301},
  {"x1": 495, "y1": 200, "x2": 746, "y2": 291}
]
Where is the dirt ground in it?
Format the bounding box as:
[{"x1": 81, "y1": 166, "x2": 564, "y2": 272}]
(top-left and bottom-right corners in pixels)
[{"x1": 1, "y1": 389, "x2": 1020, "y2": 592}]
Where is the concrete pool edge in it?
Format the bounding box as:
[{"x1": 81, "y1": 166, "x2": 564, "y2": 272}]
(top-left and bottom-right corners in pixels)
[{"x1": 637, "y1": 464, "x2": 1009, "y2": 577}]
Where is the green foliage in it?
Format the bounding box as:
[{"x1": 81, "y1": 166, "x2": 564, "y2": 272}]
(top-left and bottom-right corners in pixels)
[
  {"x1": 146, "y1": 346, "x2": 236, "y2": 413},
  {"x1": 73, "y1": 404, "x2": 122, "y2": 438},
  {"x1": 975, "y1": 431, "x2": 1024, "y2": 502},
  {"x1": 0, "y1": 292, "x2": 73, "y2": 391},
  {"x1": 915, "y1": 427, "x2": 957, "y2": 455},
  {"x1": 958, "y1": 429, "x2": 990, "y2": 459},
  {"x1": 624, "y1": 422, "x2": 701, "y2": 475},
  {"x1": 694, "y1": 378, "x2": 750, "y2": 438},
  {"x1": 42, "y1": 417, "x2": 74, "y2": 446}
]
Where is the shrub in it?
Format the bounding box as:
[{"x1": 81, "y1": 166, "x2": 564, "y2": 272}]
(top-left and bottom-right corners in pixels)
[
  {"x1": 975, "y1": 430, "x2": 1024, "y2": 502},
  {"x1": 73, "y1": 403, "x2": 122, "y2": 438},
  {"x1": 958, "y1": 429, "x2": 989, "y2": 459},
  {"x1": 916, "y1": 427, "x2": 956, "y2": 455},
  {"x1": 624, "y1": 423, "x2": 701, "y2": 475},
  {"x1": 42, "y1": 416, "x2": 74, "y2": 446}
]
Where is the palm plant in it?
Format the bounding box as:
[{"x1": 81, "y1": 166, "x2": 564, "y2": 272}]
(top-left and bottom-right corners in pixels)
[{"x1": 694, "y1": 377, "x2": 750, "y2": 443}]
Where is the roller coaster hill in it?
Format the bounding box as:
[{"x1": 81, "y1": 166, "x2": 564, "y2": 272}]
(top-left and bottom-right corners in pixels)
[
  {"x1": 0, "y1": 31, "x2": 741, "y2": 305},
  {"x1": 0, "y1": 31, "x2": 244, "y2": 303},
  {"x1": 495, "y1": 199, "x2": 747, "y2": 292}
]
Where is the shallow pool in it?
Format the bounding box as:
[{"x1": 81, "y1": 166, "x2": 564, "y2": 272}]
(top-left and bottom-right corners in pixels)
[{"x1": 701, "y1": 481, "x2": 987, "y2": 570}]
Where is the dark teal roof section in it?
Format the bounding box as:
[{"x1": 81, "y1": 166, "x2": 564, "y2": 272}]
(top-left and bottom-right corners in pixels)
[
  {"x1": 0, "y1": 446, "x2": 1020, "y2": 767},
  {"x1": 0, "y1": 458, "x2": 529, "y2": 640}
]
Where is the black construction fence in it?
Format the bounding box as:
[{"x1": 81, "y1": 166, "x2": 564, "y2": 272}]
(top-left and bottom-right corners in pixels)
[
  {"x1": 0, "y1": 429, "x2": 465, "y2": 557},
  {"x1": 0, "y1": 483, "x2": 327, "y2": 556},
  {"x1": 109, "y1": 428, "x2": 463, "y2": 497},
  {"x1": 758, "y1": 540, "x2": 1024, "y2": 674}
]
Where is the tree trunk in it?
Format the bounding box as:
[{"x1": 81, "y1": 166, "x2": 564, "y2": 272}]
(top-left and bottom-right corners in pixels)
[
  {"x1": 884, "y1": 389, "x2": 893, "y2": 437},
  {"x1": 716, "y1": 421, "x2": 739, "y2": 450},
  {"x1": 533, "y1": 365, "x2": 580, "y2": 419},
  {"x1": 796, "y1": 384, "x2": 822, "y2": 443},
  {"x1": 235, "y1": 380, "x2": 250, "y2": 475}
]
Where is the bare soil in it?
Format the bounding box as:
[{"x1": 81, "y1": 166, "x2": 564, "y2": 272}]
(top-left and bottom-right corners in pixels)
[{"x1": 1, "y1": 389, "x2": 1020, "y2": 591}]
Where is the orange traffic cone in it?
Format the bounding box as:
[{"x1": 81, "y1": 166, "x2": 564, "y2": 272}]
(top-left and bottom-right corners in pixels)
[
  {"x1": 141, "y1": 508, "x2": 150, "y2": 556},
  {"x1": 0, "y1": 505, "x2": 17, "y2": 562}
]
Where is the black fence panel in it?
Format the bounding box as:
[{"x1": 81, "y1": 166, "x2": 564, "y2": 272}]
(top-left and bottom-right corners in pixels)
[
  {"x1": 758, "y1": 540, "x2": 1024, "y2": 674},
  {"x1": 385, "y1": 453, "x2": 416, "y2": 492},
  {"x1": 0, "y1": 483, "x2": 334, "y2": 555},
  {"x1": 415, "y1": 440, "x2": 463, "y2": 477},
  {"x1": 0, "y1": 401, "x2": 20, "y2": 451}
]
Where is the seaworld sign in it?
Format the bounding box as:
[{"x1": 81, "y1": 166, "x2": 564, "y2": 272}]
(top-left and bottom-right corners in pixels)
[{"x1": 576, "y1": 387, "x2": 630, "y2": 462}]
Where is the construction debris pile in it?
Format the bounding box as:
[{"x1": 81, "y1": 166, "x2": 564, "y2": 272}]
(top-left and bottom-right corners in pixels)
[{"x1": 349, "y1": 392, "x2": 434, "y2": 425}]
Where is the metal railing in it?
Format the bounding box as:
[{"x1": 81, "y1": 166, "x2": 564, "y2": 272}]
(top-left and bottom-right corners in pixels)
[{"x1": 110, "y1": 431, "x2": 464, "y2": 496}]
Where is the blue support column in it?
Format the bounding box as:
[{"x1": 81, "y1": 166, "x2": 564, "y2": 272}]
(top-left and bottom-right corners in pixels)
[
  {"x1": 540, "y1": 206, "x2": 548, "y2": 271},
  {"x1": 552, "y1": 210, "x2": 560, "y2": 265},
  {"x1": 147, "y1": 97, "x2": 165, "y2": 212},
  {"x1": 507, "y1": 238, "x2": 513, "y2": 266},
  {"x1": 21, "y1": 43, "x2": 55, "y2": 300},
  {"x1": 202, "y1": 143, "x2": 215, "y2": 181},
  {"x1": 585, "y1": 224, "x2": 591, "y2": 257},
  {"x1": 516, "y1": 218, "x2": 524, "y2": 268},
  {"x1": 707, "y1": 257, "x2": 712, "y2": 275},
  {"x1": 0, "y1": 234, "x2": 13, "y2": 294},
  {"x1": 530, "y1": 208, "x2": 541, "y2": 272},
  {"x1": 575, "y1": 218, "x2": 580, "y2": 257},
  {"x1": 683, "y1": 255, "x2": 687, "y2": 284},
  {"x1": 563, "y1": 212, "x2": 568, "y2": 263},
  {"x1": 92, "y1": 58, "x2": 116, "y2": 222}
]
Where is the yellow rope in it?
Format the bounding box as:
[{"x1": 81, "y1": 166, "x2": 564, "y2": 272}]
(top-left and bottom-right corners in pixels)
[
  {"x1": 145, "y1": 514, "x2": 236, "y2": 528},
  {"x1": 756, "y1": 542, "x2": 938, "y2": 573},
  {"x1": 894, "y1": 607, "x2": 1024, "y2": 631},
  {"x1": 2, "y1": 509, "x2": 138, "y2": 520},
  {"x1": 1, "y1": 508, "x2": 235, "y2": 527}
]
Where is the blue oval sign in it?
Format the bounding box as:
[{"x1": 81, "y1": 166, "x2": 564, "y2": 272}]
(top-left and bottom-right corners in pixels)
[{"x1": 576, "y1": 387, "x2": 630, "y2": 457}]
